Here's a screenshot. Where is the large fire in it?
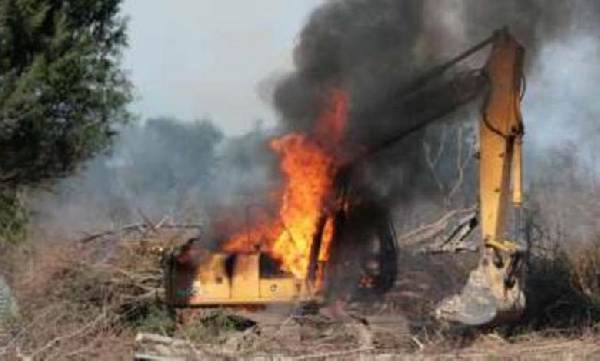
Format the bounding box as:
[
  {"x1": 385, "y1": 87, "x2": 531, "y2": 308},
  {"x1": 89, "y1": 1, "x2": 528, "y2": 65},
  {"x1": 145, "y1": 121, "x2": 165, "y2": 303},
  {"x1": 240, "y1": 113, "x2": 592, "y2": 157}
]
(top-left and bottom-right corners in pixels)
[{"x1": 222, "y1": 89, "x2": 348, "y2": 279}]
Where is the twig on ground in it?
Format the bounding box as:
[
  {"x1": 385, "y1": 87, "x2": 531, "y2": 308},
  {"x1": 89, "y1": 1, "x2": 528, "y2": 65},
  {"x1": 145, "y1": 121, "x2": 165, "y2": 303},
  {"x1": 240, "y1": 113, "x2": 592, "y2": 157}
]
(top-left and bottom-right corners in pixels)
[
  {"x1": 27, "y1": 311, "x2": 107, "y2": 359},
  {"x1": 412, "y1": 336, "x2": 425, "y2": 351},
  {"x1": 290, "y1": 346, "x2": 374, "y2": 360},
  {"x1": 80, "y1": 222, "x2": 202, "y2": 244}
]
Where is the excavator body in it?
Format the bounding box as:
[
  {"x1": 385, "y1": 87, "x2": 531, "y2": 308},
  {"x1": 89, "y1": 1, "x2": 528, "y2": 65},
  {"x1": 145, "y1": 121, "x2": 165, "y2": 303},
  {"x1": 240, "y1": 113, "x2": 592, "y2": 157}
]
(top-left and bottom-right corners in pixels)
[
  {"x1": 165, "y1": 245, "x2": 318, "y2": 307},
  {"x1": 164, "y1": 29, "x2": 527, "y2": 326}
]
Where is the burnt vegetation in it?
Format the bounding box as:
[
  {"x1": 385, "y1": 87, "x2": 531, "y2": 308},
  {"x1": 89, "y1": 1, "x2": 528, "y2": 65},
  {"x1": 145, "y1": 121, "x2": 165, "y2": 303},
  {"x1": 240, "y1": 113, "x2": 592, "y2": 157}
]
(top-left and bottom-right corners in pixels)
[{"x1": 2, "y1": 0, "x2": 600, "y2": 359}]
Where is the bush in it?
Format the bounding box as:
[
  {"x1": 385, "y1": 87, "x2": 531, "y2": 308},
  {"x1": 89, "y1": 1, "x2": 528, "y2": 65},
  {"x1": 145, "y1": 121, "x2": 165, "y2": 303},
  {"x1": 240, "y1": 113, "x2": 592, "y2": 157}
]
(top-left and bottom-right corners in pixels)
[{"x1": 0, "y1": 190, "x2": 28, "y2": 244}]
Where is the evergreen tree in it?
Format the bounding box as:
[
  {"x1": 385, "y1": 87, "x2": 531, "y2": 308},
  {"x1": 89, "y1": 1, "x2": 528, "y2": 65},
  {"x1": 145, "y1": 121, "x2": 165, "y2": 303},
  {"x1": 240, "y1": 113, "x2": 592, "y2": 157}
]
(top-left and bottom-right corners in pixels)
[{"x1": 0, "y1": 0, "x2": 132, "y2": 240}]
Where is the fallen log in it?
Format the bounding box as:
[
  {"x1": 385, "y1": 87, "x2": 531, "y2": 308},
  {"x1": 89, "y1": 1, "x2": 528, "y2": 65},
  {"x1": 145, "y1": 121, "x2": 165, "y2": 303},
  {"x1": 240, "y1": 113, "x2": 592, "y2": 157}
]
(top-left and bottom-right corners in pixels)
[{"x1": 134, "y1": 333, "x2": 203, "y2": 360}]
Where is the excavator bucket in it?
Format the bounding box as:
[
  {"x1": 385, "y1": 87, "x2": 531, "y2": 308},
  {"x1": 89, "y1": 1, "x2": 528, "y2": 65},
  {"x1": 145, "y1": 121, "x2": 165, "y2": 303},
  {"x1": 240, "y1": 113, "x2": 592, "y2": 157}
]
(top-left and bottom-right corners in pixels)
[
  {"x1": 435, "y1": 246, "x2": 525, "y2": 325},
  {"x1": 436, "y1": 267, "x2": 499, "y2": 325},
  {"x1": 435, "y1": 30, "x2": 527, "y2": 326}
]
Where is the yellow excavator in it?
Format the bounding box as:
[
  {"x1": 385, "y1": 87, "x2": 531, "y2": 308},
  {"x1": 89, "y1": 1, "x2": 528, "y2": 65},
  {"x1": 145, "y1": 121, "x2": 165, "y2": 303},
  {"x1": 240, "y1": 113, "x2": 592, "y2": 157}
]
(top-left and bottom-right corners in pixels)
[{"x1": 164, "y1": 28, "x2": 526, "y2": 326}]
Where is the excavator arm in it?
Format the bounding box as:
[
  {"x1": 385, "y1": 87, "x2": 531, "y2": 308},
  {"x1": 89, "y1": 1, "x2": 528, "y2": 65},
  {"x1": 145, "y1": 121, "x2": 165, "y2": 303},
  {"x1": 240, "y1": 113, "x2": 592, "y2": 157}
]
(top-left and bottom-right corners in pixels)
[
  {"x1": 436, "y1": 31, "x2": 526, "y2": 325},
  {"x1": 334, "y1": 29, "x2": 527, "y2": 325}
]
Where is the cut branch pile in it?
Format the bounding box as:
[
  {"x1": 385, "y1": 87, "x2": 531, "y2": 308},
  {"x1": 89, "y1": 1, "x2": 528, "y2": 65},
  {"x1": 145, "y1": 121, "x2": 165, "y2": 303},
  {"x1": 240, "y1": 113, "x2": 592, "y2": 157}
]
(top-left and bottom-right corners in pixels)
[{"x1": 1, "y1": 216, "x2": 200, "y2": 359}]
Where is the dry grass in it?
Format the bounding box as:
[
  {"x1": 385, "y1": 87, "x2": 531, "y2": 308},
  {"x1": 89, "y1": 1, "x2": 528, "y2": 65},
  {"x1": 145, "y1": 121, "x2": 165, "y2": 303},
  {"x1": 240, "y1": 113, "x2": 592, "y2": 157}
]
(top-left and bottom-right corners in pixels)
[
  {"x1": 568, "y1": 238, "x2": 600, "y2": 306},
  {"x1": 3, "y1": 223, "x2": 600, "y2": 359},
  {"x1": 0, "y1": 225, "x2": 193, "y2": 360}
]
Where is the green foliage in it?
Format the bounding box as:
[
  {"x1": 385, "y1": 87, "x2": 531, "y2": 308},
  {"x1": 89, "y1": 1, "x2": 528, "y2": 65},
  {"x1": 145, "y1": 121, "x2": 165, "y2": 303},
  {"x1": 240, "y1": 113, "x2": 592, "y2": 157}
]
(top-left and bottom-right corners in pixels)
[
  {"x1": 180, "y1": 310, "x2": 254, "y2": 344},
  {"x1": 0, "y1": 0, "x2": 132, "y2": 187},
  {"x1": 126, "y1": 306, "x2": 253, "y2": 343},
  {"x1": 129, "y1": 304, "x2": 175, "y2": 335},
  {"x1": 0, "y1": 188, "x2": 27, "y2": 243},
  {"x1": 0, "y1": 0, "x2": 132, "y2": 241}
]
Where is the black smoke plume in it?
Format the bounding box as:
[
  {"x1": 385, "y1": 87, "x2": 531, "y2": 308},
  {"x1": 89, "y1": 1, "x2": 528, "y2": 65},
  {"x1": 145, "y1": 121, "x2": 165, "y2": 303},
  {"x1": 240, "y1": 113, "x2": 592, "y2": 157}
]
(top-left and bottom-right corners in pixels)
[{"x1": 273, "y1": 0, "x2": 600, "y2": 214}]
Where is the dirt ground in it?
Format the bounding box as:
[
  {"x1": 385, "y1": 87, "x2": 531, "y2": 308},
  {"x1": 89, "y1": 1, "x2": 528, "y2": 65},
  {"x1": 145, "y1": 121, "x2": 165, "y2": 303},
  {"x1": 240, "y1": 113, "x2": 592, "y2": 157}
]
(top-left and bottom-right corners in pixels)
[{"x1": 132, "y1": 306, "x2": 600, "y2": 360}]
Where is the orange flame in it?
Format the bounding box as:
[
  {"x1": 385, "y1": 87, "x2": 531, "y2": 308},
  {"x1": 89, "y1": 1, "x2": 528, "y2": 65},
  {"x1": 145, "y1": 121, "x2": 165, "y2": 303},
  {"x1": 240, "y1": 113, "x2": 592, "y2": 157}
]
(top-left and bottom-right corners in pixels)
[{"x1": 222, "y1": 89, "x2": 348, "y2": 280}]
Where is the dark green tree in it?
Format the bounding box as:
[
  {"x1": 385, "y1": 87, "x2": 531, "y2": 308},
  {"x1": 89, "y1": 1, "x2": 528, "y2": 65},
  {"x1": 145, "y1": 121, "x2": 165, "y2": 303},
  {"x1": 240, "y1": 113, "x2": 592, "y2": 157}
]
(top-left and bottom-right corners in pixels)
[{"x1": 0, "y1": 0, "x2": 132, "y2": 240}]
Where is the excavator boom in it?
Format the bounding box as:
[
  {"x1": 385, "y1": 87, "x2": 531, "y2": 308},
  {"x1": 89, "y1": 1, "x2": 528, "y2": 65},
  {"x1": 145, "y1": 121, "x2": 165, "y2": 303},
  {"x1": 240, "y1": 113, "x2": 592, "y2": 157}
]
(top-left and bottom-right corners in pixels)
[{"x1": 480, "y1": 32, "x2": 525, "y2": 241}]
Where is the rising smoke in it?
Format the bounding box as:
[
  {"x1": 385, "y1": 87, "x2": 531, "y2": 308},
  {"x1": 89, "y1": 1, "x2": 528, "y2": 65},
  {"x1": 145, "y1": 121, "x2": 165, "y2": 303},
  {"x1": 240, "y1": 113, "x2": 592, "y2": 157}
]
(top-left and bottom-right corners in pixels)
[
  {"x1": 31, "y1": 118, "x2": 278, "y2": 236},
  {"x1": 275, "y1": 0, "x2": 599, "y2": 134},
  {"x1": 32, "y1": 1, "x2": 600, "y2": 240},
  {"x1": 272, "y1": 0, "x2": 600, "y2": 225}
]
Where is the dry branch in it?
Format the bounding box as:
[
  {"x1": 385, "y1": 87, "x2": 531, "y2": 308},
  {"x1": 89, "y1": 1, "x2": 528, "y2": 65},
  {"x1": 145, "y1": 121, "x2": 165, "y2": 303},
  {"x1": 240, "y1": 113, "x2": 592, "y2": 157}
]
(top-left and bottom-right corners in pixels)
[
  {"x1": 289, "y1": 346, "x2": 374, "y2": 360},
  {"x1": 27, "y1": 311, "x2": 107, "y2": 359},
  {"x1": 80, "y1": 222, "x2": 202, "y2": 243},
  {"x1": 398, "y1": 205, "x2": 477, "y2": 246},
  {"x1": 134, "y1": 333, "x2": 202, "y2": 360}
]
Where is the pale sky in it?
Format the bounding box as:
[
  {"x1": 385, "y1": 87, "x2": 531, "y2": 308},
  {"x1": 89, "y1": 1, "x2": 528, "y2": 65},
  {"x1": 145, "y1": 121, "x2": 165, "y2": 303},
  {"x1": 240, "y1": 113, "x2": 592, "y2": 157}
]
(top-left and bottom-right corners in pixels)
[{"x1": 122, "y1": 1, "x2": 323, "y2": 134}]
